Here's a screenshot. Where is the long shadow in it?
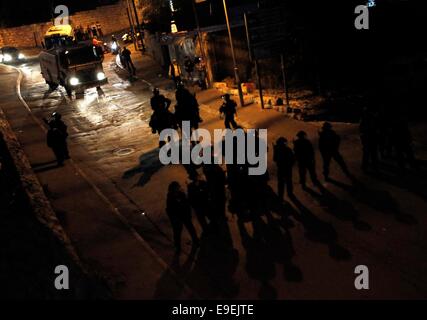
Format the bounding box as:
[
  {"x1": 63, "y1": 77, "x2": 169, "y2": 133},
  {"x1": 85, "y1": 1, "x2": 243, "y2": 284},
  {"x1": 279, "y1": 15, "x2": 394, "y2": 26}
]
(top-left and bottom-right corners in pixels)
[
  {"x1": 304, "y1": 185, "x2": 372, "y2": 231},
  {"x1": 289, "y1": 196, "x2": 352, "y2": 261},
  {"x1": 122, "y1": 148, "x2": 165, "y2": 188},
  {"x1": 165, "y1": 218, "x2": 240, "y2": 299},
  {"x1": 228, "y1": 166, "x2": 303, "y2": 299},
  {"x1": 328, "y1": 178, "x2": 418, "y2": 226}
]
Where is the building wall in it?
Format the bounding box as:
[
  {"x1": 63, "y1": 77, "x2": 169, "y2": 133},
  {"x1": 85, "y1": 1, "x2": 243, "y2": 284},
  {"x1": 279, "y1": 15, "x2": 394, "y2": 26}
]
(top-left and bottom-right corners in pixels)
[{"x1": 0, "y1": 0, "x2": 142, "y2": 48}]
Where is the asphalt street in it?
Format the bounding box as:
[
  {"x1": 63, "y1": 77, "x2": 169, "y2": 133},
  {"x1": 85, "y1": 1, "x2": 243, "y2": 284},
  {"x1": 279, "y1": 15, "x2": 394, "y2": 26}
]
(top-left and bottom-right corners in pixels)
[{"x1": 1, "y1": 52, "x2": 427, "y2": 299}]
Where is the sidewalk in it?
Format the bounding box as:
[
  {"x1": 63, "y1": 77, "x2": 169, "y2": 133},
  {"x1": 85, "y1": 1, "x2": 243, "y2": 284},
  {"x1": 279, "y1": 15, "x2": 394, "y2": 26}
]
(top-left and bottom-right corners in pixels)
[{"x1": 0, "y1": 64, "x2": 193, "y2": 299}]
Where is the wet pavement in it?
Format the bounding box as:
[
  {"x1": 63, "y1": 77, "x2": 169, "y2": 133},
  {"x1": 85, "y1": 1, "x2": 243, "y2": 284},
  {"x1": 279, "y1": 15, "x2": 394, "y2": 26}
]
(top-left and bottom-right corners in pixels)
[{"x1": 2, "y1": 51, "x2": 427, "y2": 299}]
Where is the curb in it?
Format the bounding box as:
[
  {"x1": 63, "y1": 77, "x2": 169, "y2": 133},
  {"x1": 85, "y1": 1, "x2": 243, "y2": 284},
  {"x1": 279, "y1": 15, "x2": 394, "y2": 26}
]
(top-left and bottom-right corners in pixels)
[{"x1": 0, "y1": 108, "x2": 88, "y2": 276}]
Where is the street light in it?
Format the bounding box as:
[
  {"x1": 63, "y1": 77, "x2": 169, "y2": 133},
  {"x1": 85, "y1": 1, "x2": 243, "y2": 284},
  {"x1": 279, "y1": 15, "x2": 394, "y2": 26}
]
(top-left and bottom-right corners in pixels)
[{"x1": 222, "y1": 0, "x2": 245, "y2": 107}]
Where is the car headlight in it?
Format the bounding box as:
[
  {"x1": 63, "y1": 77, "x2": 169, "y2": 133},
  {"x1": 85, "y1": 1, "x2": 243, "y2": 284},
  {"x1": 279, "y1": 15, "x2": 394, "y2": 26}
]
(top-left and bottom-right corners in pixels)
[
  {"x1": 4, "y1": 54, "x2": 12, "y2": 62},
  {"x1": 69, "y1": 77, "x2": 80, "y2": 86},
  {"x1": 18, "y1": 53, "x2": 25, "y2": 60},
  {"x1": 97, "y1": 72, "x2": 106, "y2": 81}
]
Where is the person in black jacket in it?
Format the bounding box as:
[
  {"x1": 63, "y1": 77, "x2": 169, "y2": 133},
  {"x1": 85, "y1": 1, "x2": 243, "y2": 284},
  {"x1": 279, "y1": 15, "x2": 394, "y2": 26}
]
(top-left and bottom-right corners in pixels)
[
  {"x1": 318, "y1": 122, "x2": 351, "y2": 181},
  {"x1": 294, "y1": 131, "x2": 320, "y2": 190},
  {"x1": 273, "y1": 137, "x2": 295, "y2": 200},
  {"x1": 219, "y1": 94, "x2": 238, "y2": 130},
  {"x1": 166, "y1": 182, "x2": 200, "y2": 253},
  {"x1": 46, "y1": 121, "x2": 67, "y2": 166}
]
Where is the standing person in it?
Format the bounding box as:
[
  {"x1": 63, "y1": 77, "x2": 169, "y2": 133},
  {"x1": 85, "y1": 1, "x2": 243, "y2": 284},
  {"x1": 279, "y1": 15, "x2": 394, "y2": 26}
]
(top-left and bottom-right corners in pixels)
[
  {"x1": 91, "y1": 23, "x2": 98, "y2": 38},
  {"x1": 46, "y1": 121, "x2": 66, "y2": 167},
  {"x1": 87, "y1": 25, "x2": 93, "y2": 38},
  {"x1": 184, "y1": 56, "x2": 195, "y2": 81},
  {"x1": 50, "y1": 112, "x2": 70, "y2": 160},
  {"x1": 294, "y1": 131, "x2": 320, "y2": 190},
  {"x1": 96, "y1": 21, "x2": 103, "y2": 37},
  {"x1": 166, "y1": 182, "x2": 200, "y2": 253},
  {"x1": 360, "y1": 108, "x2": 379, "y2": 172},
  {"x1": 188, "y1": 179, "x2": 210, "y2": 232},
  {"x1": 149, "y1": 88, "x2": 175, "y2": 145},
  {"x1": 219, "y1": 94, "x2": 238, "y2": 130},
  {"x1": 169, "y1": 59, "x2": 182, "y2": 87},
  {"x1": 175, "y1": 84, "x2": 201, "y2": 131},
  {"x1": 318, "y1": 122, "x2": 351, "y2": 181},
  {"x1": 273, "y1": 137, "x2": 295, "y2": 200},
  {"x1": 121, "y1": 47, "x2": 136, "y2": 76},
  {"x1": 391, "y1": 119, "x2": 417, "y2": 170}
]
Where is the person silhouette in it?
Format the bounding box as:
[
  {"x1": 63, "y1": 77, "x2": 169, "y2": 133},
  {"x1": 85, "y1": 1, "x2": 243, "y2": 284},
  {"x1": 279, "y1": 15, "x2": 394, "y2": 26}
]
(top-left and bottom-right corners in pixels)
[
  {"x1": 318, "y1": 122, "x2": 351, "y2": 181},
  {"x1": 293, "y1": 131, "x2": 321, "y2": 190},
  {"x1": 166, "y1": 182, "x2": 200, "y2": 253},
  {"x1": 273, "y1": 137, "x2": 295, "y2": 200}
]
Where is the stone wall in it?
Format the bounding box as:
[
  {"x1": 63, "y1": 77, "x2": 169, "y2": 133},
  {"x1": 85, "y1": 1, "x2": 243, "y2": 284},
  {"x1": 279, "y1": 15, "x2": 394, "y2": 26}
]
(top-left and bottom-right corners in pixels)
[{"x1": 0, "y1": 0, "x2": 142, "y2": 48}]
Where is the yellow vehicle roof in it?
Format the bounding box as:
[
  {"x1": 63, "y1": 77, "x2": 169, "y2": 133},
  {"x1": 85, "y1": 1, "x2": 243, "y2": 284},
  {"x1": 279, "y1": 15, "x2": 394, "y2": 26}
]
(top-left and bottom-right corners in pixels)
[{"x1": 45, "y1": 25, "x2": 74, "y2": 38}]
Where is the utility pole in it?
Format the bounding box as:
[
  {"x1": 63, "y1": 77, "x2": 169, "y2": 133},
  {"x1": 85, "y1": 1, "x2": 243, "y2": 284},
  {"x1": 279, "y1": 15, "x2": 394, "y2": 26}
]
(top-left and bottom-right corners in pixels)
[
  {"x1": 223, "y1": 0, "x2": 245, "y2": 107},
  {"x1": 244, "y1": 13, "x2": 264, "y2": 109},
  {"x1": 130, "y1": 0, "x2": 144, "y2": 52},
  {"x1": 192, "y1": 0, "x2": 210, "y2": 87}
]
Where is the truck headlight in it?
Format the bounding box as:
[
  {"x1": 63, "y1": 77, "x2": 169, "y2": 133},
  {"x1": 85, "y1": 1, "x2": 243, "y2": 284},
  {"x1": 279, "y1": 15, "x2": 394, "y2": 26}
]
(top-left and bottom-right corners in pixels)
[
  {"x1": 97, "y1": 72, "x2": 106, "y2": 81},
  {"x1": 4, "y1": 54, "x2": 12, "y2": 62},
  {"x1": 18, "y1": 53, "x2": 25, "y2": 60},
  {"x1": 69, "y1": 77, "x2": 80, "y2": 86}
]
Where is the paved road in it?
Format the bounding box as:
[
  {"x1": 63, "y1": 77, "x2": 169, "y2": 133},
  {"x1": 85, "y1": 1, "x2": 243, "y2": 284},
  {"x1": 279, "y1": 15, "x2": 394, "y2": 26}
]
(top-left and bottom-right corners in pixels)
[{"x1": 2, "y1": 52, "x2": 427, "y2": 299}]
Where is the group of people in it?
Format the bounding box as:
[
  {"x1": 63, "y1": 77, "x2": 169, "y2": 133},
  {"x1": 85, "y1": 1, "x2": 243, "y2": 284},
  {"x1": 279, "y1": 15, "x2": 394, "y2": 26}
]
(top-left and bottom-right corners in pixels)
[
  {"x1": 169, "y1": 56, "x2": 208, "y2": 90},
  {"x1": 360, "y1": 107, "x2": 417, "y2": 172},
  {"x1": 74, "y1": 23, "x2": 104, "y2": 42},
  {"x1": 149, "y1": 84, "x2": 202, "y2": 146},
  {"x1": 273, "y1": 123, "x2": 352, "y2": 201}
]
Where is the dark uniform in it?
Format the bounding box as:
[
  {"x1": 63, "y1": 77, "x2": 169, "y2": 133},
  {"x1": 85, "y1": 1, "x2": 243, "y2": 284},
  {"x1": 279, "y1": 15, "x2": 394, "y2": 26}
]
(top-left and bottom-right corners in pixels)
[
  {"x1": 273, "y1": 138, "x2": 295, "y2": 199},
  {"x1": 47, "y1": 122, "x2": 67, "y2": 166},
  {"x1": 391, "y1": 120, "x2": 417, "y2": 170},
  {"x1": 175, "y1": 85, "x2": 201, "y2": 130},
  {"x1": 121, "y1": 47, "x2": 136, "y2": 75},
  {"x1": 319, "y1": 122, "x2": 351, "y2": 180},
  {"x1": 360, "y1": 108, "x2": 379, "y2": 172},
  {"x1": 166, "y1": 182, "x2": 200, "y2": 253},
  {"x1": 52, "y1": 114, "x2": 70, "y2": 159},
  {"x1": 219, "y1": 94, "x2": 238, "y2": 130},
  {"x1": 294, "y1": 131, "x2": 320, "y2": 189}
]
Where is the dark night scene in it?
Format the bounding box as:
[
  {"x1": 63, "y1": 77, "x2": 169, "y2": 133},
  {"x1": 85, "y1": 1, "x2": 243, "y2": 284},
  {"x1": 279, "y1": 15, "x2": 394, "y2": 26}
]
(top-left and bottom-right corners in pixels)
[{"x1": 1, "y1": 0, "x2": 427, "y2": 308}]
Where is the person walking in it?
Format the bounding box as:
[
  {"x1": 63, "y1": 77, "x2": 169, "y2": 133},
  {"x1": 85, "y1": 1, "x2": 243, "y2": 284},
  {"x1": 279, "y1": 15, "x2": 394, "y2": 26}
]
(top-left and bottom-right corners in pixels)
[
  {"x1": 51, "y1": 112, "x2": 70, "y2": 159},
  {"x1": 219, "y1": 94, "x2": 238, "y2": 130},
  {"x1": 318, "y1": 122, "x2": 351, "y2": 181},
  {"x1": 121, "y1": 47, "x2": 136, "y2": 76},
  {"x1": 294, "y1": 131, "x2": 320, "y2": 190},
  {"x1": 360, "y1": 108, "x2": 379, "y2": 172},
  {"x1": 273, "y1": 137, "x2": 295, "y2": 200},
  {"x1": 391, "y1": 119, "x2": 417, "y2": 170},
  {"x1": 169, "y1": 59, "x2": 182, "y2": 87},
  {"x1": 184, "y1": 56, "x2": 195, "y2": 81},
  {"x1": 166, "y1": 182, "x2": 200, "y2": 253},
  {"x1": 46, "y1": 121, "x2": 67, "y2": 166},
  {"x1": 96, "y1": 22, "x2": 103, "y2": 37}
]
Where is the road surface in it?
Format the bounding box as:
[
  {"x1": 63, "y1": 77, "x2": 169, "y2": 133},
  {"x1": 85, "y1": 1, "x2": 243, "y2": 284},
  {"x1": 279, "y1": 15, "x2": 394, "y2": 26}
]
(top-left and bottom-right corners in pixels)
[{"x1": 1, "y1": 52, "x2": 427, "y2": 299}]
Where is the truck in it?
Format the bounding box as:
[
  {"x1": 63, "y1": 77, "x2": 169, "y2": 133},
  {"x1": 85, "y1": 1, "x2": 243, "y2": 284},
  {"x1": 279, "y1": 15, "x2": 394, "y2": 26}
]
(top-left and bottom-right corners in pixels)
[{"x1": 40, "y1": 25, "x2": 107, "y2": 98}]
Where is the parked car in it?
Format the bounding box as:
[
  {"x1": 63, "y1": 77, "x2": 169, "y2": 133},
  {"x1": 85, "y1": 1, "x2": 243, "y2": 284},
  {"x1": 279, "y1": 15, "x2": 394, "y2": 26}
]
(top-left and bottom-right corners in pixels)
[{"x1": 0, "y1": 47, "x2": 26, "y2": 64}]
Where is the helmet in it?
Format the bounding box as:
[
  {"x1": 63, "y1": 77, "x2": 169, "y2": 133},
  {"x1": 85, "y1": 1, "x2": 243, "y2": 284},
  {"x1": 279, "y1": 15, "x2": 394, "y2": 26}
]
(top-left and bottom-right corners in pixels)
[
  {"x1": 323, "y1": 122, "x2": 332, "y2": 130},
  {"x1": 276, "y1": 137, "x2": 288, "y2": 145},
  {"x1": 52, "y1": 112, "x2": 62, "y2": 120},
  {"x1": 297, "y1": 131, "x2": 307, "y2": 138}
]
